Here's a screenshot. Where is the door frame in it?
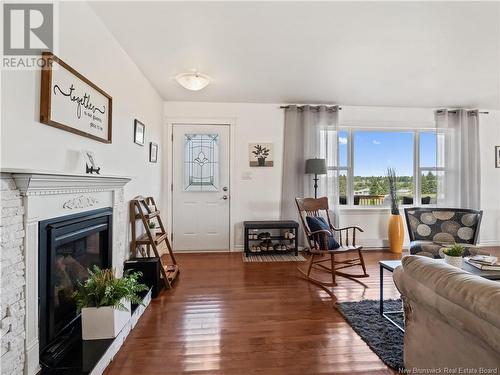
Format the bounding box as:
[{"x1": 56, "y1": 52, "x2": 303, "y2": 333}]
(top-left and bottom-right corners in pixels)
[{"x1": 164, "y1": 117, "x2": 237, "y2": 252}]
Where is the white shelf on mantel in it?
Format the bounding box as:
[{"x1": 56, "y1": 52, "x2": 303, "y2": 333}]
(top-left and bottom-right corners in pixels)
[
  {"x1": 1, "y1": 168, "x2": 132, "y2": 195},
  {"x1": 0, "y1": 167, "x2": 133, "y2": 180}
]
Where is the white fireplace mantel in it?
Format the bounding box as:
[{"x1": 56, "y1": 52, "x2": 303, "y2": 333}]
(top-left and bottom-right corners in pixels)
[
  {"x1": 1, "y1": 169, "x2": 131, "y2": 375},
  {"x1": 2, "y1": 168, "x2": 132, "y2": 195}
]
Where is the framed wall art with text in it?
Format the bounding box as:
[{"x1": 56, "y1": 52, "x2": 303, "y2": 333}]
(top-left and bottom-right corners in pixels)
[{"x1": 40, "y1": 52, "x2": 112, "y2": 143}]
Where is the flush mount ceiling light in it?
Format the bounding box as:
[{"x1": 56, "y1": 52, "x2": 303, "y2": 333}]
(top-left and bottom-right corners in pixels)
[{"x1": 175, "y1": 72, "x2": 212, "y2": 91}]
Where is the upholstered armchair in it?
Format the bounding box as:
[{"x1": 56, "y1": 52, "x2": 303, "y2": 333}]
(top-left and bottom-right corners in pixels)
[{"x1": 404, "y1": 207, "x2": 485, "y2": 258}]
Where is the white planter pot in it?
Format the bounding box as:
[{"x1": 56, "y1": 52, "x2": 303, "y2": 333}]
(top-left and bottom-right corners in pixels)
[
  {"x1": 81, "y1": 299, "x2": 131, "y2": 340},
  {"x1": 444, "y1": 254, "x2": 463, "y2": 269}
]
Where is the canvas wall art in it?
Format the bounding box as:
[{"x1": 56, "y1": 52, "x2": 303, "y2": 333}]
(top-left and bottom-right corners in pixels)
[{"x1": 249, "y1": 143, "x2": 273, "y2": 167}]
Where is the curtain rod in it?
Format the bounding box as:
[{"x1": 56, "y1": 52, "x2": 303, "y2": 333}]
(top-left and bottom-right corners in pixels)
[
  {"x1": 280, "y1": 105, "x2": 342, "y2": 110},
  {"x1": 280, "y1": 106, "x2": 488, "y2": 114},
  {"x1": 436, "y1": 109, "x2": 489, "y2": 114}
]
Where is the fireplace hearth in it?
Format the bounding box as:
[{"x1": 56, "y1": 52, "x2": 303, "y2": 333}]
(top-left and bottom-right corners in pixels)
[{"x1": 38, "y1": 208, "x2": 112, "y2": 369}]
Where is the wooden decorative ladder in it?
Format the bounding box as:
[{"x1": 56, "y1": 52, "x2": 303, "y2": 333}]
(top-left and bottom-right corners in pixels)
[{"x1": 130, "y1": 196, "x2": 179, "y2": 289}]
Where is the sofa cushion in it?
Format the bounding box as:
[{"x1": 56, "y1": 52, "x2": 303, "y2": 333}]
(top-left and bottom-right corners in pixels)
[
  {"x1": 409, "y1": 241, "x2": 443, "y2": 258},
  {"x1": 410, "y1": 240, "x2": 490, "y2": 259}
]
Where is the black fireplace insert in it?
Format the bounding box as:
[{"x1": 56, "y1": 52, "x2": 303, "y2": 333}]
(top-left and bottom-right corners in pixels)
[{"x1": 38, "y1": 208, "x2": 112, "y2": 367}]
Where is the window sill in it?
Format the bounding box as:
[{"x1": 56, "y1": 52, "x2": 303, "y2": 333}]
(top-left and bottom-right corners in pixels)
[
  {"x1": 338, "y1": 207, "x2": 391, "y2": 215},
  {"x1": 338, "y1": 205, "x2": 437, "y2": 215}
]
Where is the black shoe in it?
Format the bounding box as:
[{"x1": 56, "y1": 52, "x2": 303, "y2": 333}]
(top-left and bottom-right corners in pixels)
[{"x1": 258, "y1": 232, "x2": 271, "y2": 240}]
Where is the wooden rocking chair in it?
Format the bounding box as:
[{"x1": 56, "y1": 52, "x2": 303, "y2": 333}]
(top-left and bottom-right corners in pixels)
[{"x1": 296, "y1": 197, "x2": 369, "y2": 294}]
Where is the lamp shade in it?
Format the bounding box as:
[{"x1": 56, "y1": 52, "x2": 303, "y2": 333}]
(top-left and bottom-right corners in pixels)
[{"x1": 305, "y1": 158, "x2": 327, "y2": 175}]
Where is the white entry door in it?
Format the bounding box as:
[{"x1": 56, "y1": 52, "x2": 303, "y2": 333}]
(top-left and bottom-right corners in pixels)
[{"x1": 172, "y1": 124, "x2": 230, "y2": 251}]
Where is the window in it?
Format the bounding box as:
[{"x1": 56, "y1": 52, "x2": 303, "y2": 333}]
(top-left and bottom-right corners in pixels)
[
  {"x1": 184, "y1": 134, "x2": 219, "y2": 191},
  {"x1": 353, "y1": 131, "x2": 414, "y2": 206},
  {"x1": 320, "y1": 130, "x2": 349, "y2": 204},
  {"x1": 338, "y1": 130, "x2": 348, "y2": 204},
  {"x1": 323, "y1": 129, "x2": 437, "y2": 207},
  {"x1": 419, "y1": 132, "x2": 438, "y2": 205}
]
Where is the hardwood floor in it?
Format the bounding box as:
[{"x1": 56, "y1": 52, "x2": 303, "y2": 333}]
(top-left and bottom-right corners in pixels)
[{"x1": 104, "y1": 248, "x2": 499, "y2": 375}]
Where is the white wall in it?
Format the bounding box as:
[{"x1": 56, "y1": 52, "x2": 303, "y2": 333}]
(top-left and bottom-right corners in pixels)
[
  {"x1": 164, "y1": 102, "x2": 500, "y2": 249},
  {"x1": 1, "y1": 1, "x2": 164, "y2": 210},
  {"x1": 163, "y1": 102, "x2": 284, "y2": 249},
  {"x1": 478, "y1": 110, "x2": 500, "y2": 246}
]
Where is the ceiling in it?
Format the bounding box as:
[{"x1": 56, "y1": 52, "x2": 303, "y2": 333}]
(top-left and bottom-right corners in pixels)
[{"x1": 90, "y1": 1, "x2": 500, "y2": 108}]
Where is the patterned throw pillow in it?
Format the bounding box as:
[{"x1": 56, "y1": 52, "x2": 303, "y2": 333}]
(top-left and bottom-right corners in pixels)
[{"x1": 306, "y1": 216, "x2": 340, "y2": 250}]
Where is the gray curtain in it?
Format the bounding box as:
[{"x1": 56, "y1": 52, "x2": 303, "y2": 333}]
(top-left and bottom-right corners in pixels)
[
  {"x1": 280, "y1": 105, "x2": 340, "y2": 224},
  {"x1": 435, "y1": 109, "x2": 481, "y2": 209}
]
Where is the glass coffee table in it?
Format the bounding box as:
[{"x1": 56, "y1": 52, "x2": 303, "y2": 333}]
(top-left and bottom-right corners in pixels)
[
  {"x1": 379, "y1": 260, "x2": 405, "y2": 332},
  {"x1": 379, "y1": 258, "x2": 500, "y2": 332}
]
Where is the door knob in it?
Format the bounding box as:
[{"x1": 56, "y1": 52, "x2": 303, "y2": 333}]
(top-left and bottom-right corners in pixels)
[
  {"x1": 222, "y1": 195, "x2": 229, "y2": 200},
  {"x1": 223, "y1": 186, "x2": 228, "y2": 191}
]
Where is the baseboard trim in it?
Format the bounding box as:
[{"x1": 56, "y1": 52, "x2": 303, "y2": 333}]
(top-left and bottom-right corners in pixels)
[
  {"x1": 174, "y1": 249, "x2": 234, "y2": 253},
  {"x1": 234, "y1": 241, "x2": 401, "y2": 251}
]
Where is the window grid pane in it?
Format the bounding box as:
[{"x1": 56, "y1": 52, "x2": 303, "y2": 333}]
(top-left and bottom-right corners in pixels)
[
  {"x1": 184, "y1": 134, "x2": 219, "y2": 192},
  {"x1": 338, "y1": 130, "x2": 348, "y2": 167},
  {"x1": 353, "y1": 131, "x2": 414, "y2": 206},
  {"x1": 419, "y1": 130, "x2": 438, "y2": 205}
]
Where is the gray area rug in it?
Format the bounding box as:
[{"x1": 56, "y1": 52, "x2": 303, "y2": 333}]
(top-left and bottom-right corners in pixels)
[
  {"x1": 242, "y1": 253, "x2": 306, "y2": 262},
  {"x1": 336, "y1": 299, "x2": 404, "y2": 370}
]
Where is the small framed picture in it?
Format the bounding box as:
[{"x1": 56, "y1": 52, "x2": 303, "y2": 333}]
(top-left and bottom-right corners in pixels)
[
  {"x1": 134, "y1": 119, "x2": 145, "y2": 146},
  {"x1": 496, "y1": 146, "x2": 500, "y2": 168},
  {"x1": 149, "y1": 142, "x2": 158, "y2": 163},
  {"x1": 248, "y1": 143, "x2": 274, "y2": 167},
  {"x1": 82, "y1": 150, "x2": 100, "y2": 174}
]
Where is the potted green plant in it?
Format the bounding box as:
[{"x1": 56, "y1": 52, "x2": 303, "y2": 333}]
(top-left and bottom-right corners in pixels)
[
  {"x1": 442, "y1": 244, "x2": 466, "y2": 268},
  {"x1": 252, "y1": 144, "x2": 270, "y2": 166},
  {"x1": 74, "y1": 266, "x2": 148, "y2": 340},
  {"x1": 387, "y1": 168, "x2": 404, "y2": 253},
  {"x1": 148, "y1": 220, "x2": 158, "y2": 235}
]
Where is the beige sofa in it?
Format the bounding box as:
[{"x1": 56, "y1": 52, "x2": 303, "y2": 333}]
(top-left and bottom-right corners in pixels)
[{"x1": 393, "y1": 255, "x2": 500, "y2": 369}]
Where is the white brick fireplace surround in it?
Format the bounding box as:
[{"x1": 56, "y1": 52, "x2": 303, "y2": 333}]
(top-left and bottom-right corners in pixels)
[{"x1": 0, "y1": 170, "x2": 131, "y2": 375}]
